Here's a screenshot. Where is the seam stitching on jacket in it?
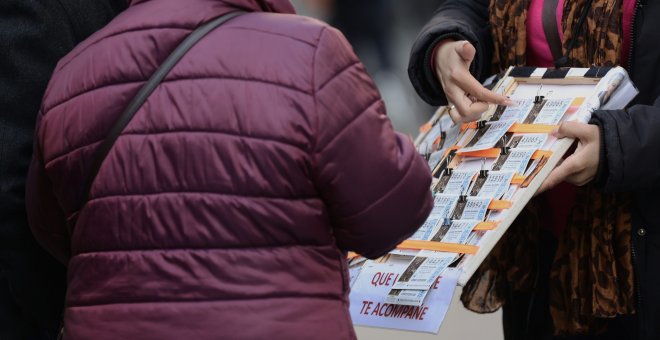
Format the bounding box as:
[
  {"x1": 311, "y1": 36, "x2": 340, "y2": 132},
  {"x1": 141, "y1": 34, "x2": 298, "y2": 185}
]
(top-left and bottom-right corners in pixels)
[
  {"x1": 73, "y1": 243, "x2": 336, "y2": 256},
  {"x1": 316, "y1": 61, "x2": 360, "y2": 93},
  {"x1": 316, "y1": 98, "x2": 380, "y2": 153},
  {"x1": 84, "y1": 191, "x2": 319, "y2": 204},
  {"x1": 44, "y1": 75, "x2": 312, "y2": 114},
  {"x1": 44, "y1": 128, "x2": 307, "y2": 167},
  {"x1": 225, "y1": 26, "x2": 317, "y2": 47},
  {"x1": 66, "y1": 293, "x2": 343, "y2": 309},
  {"x1": 56, "y1": 25, "x2": 194, "y2": 73},
  {"x1": 309, "y1": 27, "x2": 325, "y2": 181},
  {"x1": 56, "y1": 23, "x2": 318, "y2": 80},
  {"x1": 335, "y1": 148, "x2": 416, "y2": 222}
]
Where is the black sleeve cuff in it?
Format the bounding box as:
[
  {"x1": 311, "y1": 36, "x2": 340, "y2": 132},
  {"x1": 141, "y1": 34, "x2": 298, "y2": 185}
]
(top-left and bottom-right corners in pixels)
[
  {"x1": 589, "y1": 116, "x2": 608, "y2": 188},
  {"x1": 409, "y1": 28, "x2": 484, "y2": 106},
  {"x1": 410, "y1": 33, "x2": 474, "y2": 107}
]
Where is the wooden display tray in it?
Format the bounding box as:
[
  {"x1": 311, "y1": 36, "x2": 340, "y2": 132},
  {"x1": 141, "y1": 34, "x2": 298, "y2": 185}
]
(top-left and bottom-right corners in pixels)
[{"x1": 411, "y1": 66, "x2": 637, "y2": 286}]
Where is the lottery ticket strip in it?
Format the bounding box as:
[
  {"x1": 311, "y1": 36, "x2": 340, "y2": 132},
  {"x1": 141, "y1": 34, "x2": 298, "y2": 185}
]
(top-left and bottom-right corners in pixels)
[{"x1": 347, "y1": 66, "x2": 637, "y2": 333}]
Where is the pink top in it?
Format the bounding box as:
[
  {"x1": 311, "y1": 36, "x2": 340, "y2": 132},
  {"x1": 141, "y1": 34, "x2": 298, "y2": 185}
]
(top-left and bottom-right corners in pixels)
[{"x1": 526, "y1": 0, "x2": 565, "y2": 67}]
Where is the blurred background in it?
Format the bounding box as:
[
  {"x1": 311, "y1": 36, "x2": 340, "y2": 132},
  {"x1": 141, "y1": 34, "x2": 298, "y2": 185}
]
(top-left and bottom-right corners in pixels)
[
  {"x1": 290, "y1": 1, "x2": 504, "y2": 339},
  {"x1": 291, "y1": 0, "x2": 439, "y2": 136}
]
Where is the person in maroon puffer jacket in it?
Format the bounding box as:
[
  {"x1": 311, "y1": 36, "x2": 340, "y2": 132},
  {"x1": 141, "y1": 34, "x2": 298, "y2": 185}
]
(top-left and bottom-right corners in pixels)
[{"x1": 25, "y1": 0, "x2": 433, "y2": 339}]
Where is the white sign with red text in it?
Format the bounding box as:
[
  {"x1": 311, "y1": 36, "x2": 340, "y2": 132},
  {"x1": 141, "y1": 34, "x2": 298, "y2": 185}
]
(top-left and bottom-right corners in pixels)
[{"x1": 349, "y1": 262, "x2": 460, "y2": 333}]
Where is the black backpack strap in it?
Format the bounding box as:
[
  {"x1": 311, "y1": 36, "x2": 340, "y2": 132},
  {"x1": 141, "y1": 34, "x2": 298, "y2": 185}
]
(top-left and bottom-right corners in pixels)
[{"x1": 69, "y1": 11, "x2": 245, "y2": 232}]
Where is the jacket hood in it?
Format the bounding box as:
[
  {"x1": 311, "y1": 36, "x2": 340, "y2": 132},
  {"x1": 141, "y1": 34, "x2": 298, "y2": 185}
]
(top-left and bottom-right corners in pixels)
[{"x1": 129, "y1": 0, "x2": 295, "y2": 14}]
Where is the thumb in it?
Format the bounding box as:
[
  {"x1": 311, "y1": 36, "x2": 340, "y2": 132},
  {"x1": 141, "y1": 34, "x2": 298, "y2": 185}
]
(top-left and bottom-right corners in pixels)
[
  {"x1": 537, "y1": 158, "x2": 577, "y2": 195},
  {"x1": 456, "y1": 41, "x2": 476, "y2": 64},
  {"x1": 553, "y1": 121, "x2": 590, "y2": 140}
]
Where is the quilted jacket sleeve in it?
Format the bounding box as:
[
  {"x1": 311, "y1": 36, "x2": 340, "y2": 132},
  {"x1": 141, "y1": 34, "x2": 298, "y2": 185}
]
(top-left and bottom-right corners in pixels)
[
  {"x1": 408, "y1": 0, "x2": 492, "y2": 106},
  {"x1": 312, "y1": 27, "x2": 433, "y2": 259}
]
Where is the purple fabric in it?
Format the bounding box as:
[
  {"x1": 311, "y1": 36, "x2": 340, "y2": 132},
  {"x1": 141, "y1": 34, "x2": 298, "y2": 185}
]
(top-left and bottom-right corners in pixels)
[{"x1": 26, "y1": 0, "x2": 433, "y2": 338}]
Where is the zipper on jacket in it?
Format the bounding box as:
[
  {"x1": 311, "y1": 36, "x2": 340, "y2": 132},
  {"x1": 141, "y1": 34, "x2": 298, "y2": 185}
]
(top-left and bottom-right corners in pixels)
[{"x1": 626, "y1": 1, "x2": 642, "y2": 75}]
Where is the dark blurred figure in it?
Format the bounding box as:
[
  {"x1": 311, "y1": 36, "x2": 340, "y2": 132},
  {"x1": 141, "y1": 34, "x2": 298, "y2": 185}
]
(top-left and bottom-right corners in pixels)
[
  {"x1": 331, "y1": 0, "x2": 396, "y2": 72},
  {"x1": 0, "y1": 1, "x2": 125, "y2": 339},
  {"x1": 329, "y1": 0, "x2": 442, "y2": 74}
]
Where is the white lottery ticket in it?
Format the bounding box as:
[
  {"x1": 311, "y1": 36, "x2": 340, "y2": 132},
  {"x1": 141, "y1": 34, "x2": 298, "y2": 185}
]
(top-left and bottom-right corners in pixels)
[
  {"x1": 385, "y1": 288, "x2": 430, "y2": 307},
  {"x1": 457, "y1": 157, "x2": 494, "y2": 172},
  {"x1": 524, "y1": 158, "x2": 542, "y2": 177},
  {"x1": 487, "y1": 209, "x2": 508, "y2": 222},
  {"x1": 429, "y1": 221, "x2": 452, "y2": 242},
  {"x1": 410, "y1": 216, "x2": 442, "y2": 241},
  {"x1": 460, "y1": 119, "x2": 516, "y2": 153},
  {"x1": 421, "y1": 124, "x2": 442, "y2": 149},
  {"x1": 472, "y1": 171, "x2": 515, "y2": 200},
  {"x1": 493, "y1": 148, "x2": 535, "y2": 174},
  {"x1": 542, "y1": 134, "x2": 558, "y2": 149},
  {"x1": 466, "y1": 230, "x2": 486, "y2": 246},
  {"x1": 443, "y1": 121, "x2": 462, "y2": 147},
  {"x1": 430, "y1": 194, "x2": 460, "y2": 219},
  {"x1": 392, "y1": 251, "x2": 456, "y2": 290},
  {"x1": 508, "y1": 134, "x2": 548, "y2": 149},
  {"x1": 498, "y1": 99, "x2": 534, "y2": 122},
  {"x1": 440, "y1": 220, "x2": 480, "y2": 244},
  {"x1": 533, "y1": 98, "x2": 572, "y2": 125},
  {"x1": 389, "y1": 249, "x2": 421, "y2": 256},
  {"x1": 440, "y1": 170, "x2": 476, "y2": 195},
  {"x1": 349, "y1": 265, "x2": 364, "y2": 288},
  {"x1": 457, "y1": 129, "x2": 476, "y2": 147},
  {"x1": 427, "y1": 151, "x2": 444, "y2": 170},
  {"x1": 501, "y1": 185, "x2": 519, "y2": 201},
  {"x1": 459, "y1": 198, "x2": 492, "y2": 221}
]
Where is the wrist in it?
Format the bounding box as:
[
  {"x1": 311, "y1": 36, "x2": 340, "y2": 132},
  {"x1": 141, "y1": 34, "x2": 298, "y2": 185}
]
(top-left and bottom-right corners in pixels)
[{"x1": 431, "y1": 39, "x2": 456, "y2": 73}]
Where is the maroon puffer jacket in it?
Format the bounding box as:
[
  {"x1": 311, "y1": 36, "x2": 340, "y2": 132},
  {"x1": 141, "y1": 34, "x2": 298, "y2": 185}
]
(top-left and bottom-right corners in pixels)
[{"x1": 26, "y1": 0, "x2": 433, "y2": 339}]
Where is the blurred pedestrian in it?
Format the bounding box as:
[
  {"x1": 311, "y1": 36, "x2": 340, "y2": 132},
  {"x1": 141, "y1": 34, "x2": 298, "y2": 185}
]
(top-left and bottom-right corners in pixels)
[{"x1": 0, "y1": 1, "x2": 125, "y2": 339}]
